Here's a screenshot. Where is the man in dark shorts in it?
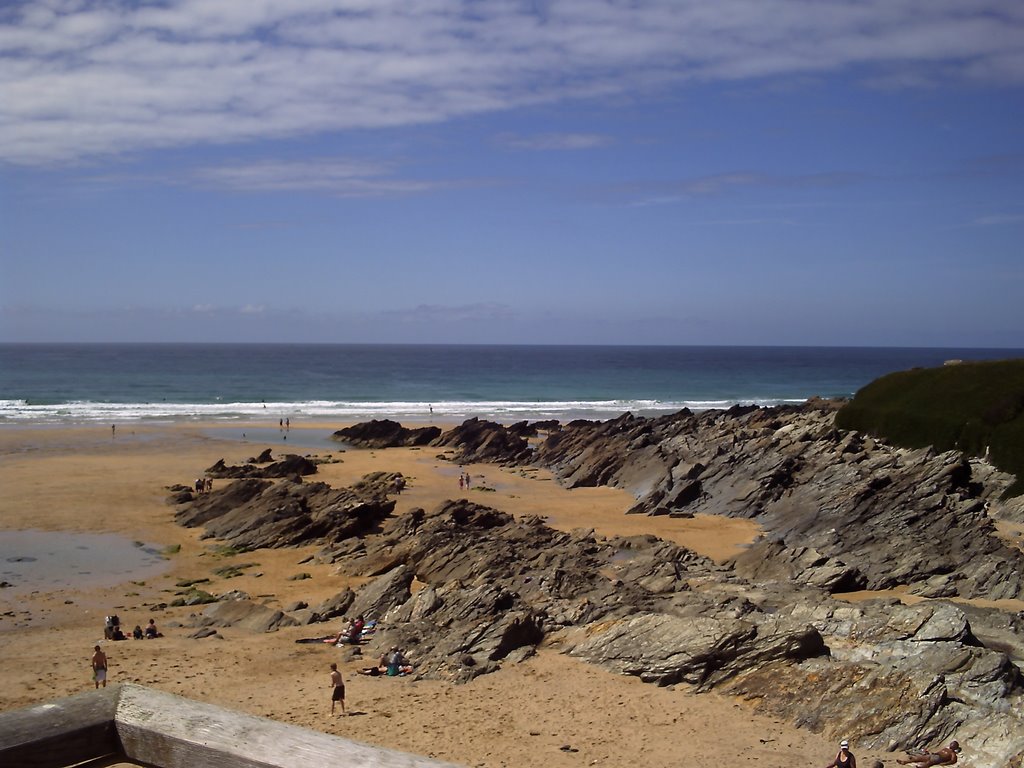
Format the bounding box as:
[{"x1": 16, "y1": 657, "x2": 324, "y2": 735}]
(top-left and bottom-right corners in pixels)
[{"x1": 329, "y1": 662, "x2": 345, "y2": 716}]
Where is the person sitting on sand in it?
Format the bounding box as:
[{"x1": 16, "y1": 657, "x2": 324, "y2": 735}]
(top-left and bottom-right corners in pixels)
[
  {"x1": 898, "y1": 741, "x2": 960, "y2": 766},
  {"x1": 825, "y1": 740, "x2": 856, "y2": 768},
  {"x1": 132, "y1": 625, "x2": 144, "y2": 640},
  {"x1": 145, "y1": 618, "x2": 162, "y2": 638},
  {"x1": 333, "y1": 615, "x2": 365, "y2": 645},
  {"x1": 386, "y1": 647, "x2": 413, "y2": 676}
]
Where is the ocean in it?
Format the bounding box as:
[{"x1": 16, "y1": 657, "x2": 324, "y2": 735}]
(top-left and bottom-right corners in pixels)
[{"x1": 1, "y1": 343, "x2": 1021, "y2": 425}]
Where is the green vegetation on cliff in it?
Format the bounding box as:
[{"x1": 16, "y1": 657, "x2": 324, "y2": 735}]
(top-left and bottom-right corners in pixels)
[{"x1": 835, "y1": 359, "x2": 1024, "y2": 497}]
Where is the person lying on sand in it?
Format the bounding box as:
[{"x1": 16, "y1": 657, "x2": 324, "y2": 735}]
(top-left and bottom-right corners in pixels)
[{"x1": 897, "y1": 741, "x2": 960, "y2": 766}]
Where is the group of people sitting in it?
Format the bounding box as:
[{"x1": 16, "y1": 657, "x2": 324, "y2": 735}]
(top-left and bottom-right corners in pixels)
[{"x1": 104, "y1": 615, "x2": 162, "y2": 641}]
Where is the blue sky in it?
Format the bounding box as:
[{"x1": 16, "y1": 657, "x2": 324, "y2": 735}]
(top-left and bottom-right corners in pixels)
[{"x1": 1, "y1": 0, "x2": 1022, "y2": 346}]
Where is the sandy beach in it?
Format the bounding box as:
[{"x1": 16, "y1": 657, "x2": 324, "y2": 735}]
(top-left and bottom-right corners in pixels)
[{"x1": 0, "y1": 422, "x2": 866, "y2": 768}]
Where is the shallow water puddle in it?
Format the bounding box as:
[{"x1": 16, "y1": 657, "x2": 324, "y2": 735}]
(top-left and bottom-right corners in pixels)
[{"x1": 0, "y1": 529, "x2": 169, "y2": 596}]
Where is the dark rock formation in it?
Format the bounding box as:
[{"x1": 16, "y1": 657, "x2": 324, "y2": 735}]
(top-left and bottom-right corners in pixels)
[
  {"x1": 450, "y1": 405, "x2": 1024, "y2": 600},
  {"x1": 191, "y1": 599, "x2": 300, "y2": 633},
  {"x1": 206, "y1": 454, "x2": 318, "y2": 479},
  {"x1": 333, "y1": 419, "x2": 441, "y2": 448},
  {"x1": 166, "y1": 407, "x2": 1024, "y2": 767},
  {"x1": 432, "y1": 418, "x2": 531, "y2": 464},
  {"x1": 173, "y1": 475, "x2": 395, "y2": 550}
]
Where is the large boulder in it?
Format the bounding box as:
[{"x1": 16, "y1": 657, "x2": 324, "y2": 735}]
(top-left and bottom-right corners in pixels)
[
  {"x1": 192, "y1": 599, "x2": 300, "y2": 633},
  {"x1": 333, "y1": 420, "x2": 441, "y2": 448}
]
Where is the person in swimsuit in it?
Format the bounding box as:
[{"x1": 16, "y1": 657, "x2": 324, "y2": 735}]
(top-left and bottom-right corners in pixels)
[
  {"x1": 898, "y1": 741, "x2": 960, "y2": 766},
  {"x1": 825, "y1": 740, "x2": 856, "y2": 768},
  {"x1": 329, "y1": 662, "x2": 346, "y2": 716},
  {"x1": 92, "y1": 645, "x2": 107, "y2": 689}
]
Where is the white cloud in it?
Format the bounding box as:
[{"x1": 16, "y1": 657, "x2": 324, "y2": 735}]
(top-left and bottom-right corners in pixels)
[{"x1": 1, "y1": 0, "x2": 1022, "y2": 165}]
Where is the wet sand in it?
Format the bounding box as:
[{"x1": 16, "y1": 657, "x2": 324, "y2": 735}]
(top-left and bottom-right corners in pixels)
[{"x1": 0, "y1": 423, "x2": 856, "y2": 768}]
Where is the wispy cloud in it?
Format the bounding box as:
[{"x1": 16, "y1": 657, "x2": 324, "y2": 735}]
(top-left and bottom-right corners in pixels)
[
  {"x1": 193, "y1": 158, "x2": 452, "y2": 196},
  {"x1": 382, "y1": 303, "x2": 518, "y2": 325},
  {"x1": 972, "y1": 213, "x2": 1024, "y2": 226},
  {"x1": 621, "y1": 170, "x2": 866, "y2": 206},
  {"x1": 1, "y1": 1, "x2": 1022, "y2": 165},
  {"x1": 496, "y1": 133, "x2": 613, "y2": 151}
]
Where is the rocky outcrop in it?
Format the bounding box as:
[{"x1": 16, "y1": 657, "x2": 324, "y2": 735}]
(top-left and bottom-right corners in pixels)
[
  {"x1": 173, "y1": 475, "x2": 395, "y2": 550},
  {"x1": 206, "y1": 453, "x2": 318, "y2": 479},
  {"x1": 333, "y1": 420, "x2": 441, "y2": 448},
  {"x1": 192, "y1": 599, "x2": 301, "y2": 633},
  {"x1": 168, "y1": 409, "x2": 1024, "y2": 768},
  {"x1": 440, "y1": 406, "x2": 1024, "y2": 600},
  {"x1": 432, "y1": 418, "x2": 531, "y2": 464}
]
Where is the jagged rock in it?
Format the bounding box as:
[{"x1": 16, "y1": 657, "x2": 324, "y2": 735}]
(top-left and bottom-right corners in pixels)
[
  {"x1": 193, "y1": 599, "x2": 300, "y2": 633},
  {"x1": 564, "y1": 609, "x2": 825, "y2": 689},
  {"x1": 432, "y1": 418, "x2": 531, "y2": 464},
  {"x1": 172, "y1": 475, "x2": 395, "y2": 550},
  {"x1": 206, "y1": 453, "x2": 318, "y2": 479},
  {"x1": 333, "y1": 419, "x2": 441, "y2": 448},
  {"x1": 312, "y1": 589, "x2": 356, "y2": 621},
  {"x1": 165, "y1": 407, "x2": 1024, "y2": 768},
  {"x1": 518, "y1": 405, "x2": 1024, "y2": 600},
  {"x1": 348, "y1": 564, "x2": 413, "y2": 621}
]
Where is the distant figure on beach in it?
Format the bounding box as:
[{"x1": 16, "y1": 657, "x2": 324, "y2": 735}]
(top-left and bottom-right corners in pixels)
[
  {"x1": 145, "y1": 618, "x2": 162, "y2": 638},
  {"x1": 429, "y1": 404, "x2": 433, "y2": 415},
  {"x1": 825, "y1": 740, "x2": 856, "y2": 768},
  {"x1": 459, "y1": 474, "x2": 464, "y2": 491},
  {"x1": 92, "y1": 645, "x2": 107, "y2": 688},
  {"x1": 898, "y1": 741, "x2": 960, "y2": 766},
  {"x1": 329, "y1": 662, "x2": 346, "y2": 716},
  {"x1": 286, "y1": 418, "x2": 290, "y2": 429},
  {"x1": 132, "y1": 625, "x2": 143, "y2": 640},
  {"x1": 111, "y1": 424, "x2": 116, "y2": 437}
]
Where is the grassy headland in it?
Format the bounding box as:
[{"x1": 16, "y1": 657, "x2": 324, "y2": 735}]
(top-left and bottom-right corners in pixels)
[{"x1": 835, "y1": 358, "x2": 1024, "y2": 497}]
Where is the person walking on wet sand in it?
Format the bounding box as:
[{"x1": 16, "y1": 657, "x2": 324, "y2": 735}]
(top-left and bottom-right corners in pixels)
[
  {"x1": 825, "y1": 740, "x2": 856, "y2": 768},
  {"x1": 329, "y1": 662, "x2": 346, "y2": 716},
  {"x1": 92, "y1": 645, "x2": 107, "y2": 689},
  {"x1": 898, "y1": 741, "x2": 960, "y2": 766}
]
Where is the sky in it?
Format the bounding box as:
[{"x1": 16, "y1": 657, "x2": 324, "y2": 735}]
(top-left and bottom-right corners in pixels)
[{"x1": 1, "y1": 0, "x2": 1023, "y2": 347}]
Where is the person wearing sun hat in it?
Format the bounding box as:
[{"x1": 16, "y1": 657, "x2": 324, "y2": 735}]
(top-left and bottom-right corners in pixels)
[{"x1": 824, "y1": 740, "x2": 857, "y2": 768}]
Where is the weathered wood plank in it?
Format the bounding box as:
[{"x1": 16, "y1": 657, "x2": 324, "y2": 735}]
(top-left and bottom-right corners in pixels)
[
  {"x1": 0, "y1": 686, "x2": 121, "y2": 768},
  {"x1": 115, "y1": 684, "x2": 462, "y2": 768}
]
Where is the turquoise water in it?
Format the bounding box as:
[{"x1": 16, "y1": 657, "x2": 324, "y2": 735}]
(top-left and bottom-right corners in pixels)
[{"x1": 2, "y1": 343, "x2": 1021, "y2": 424}]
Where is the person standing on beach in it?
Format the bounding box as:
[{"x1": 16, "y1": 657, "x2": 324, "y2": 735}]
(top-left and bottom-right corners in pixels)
[
  {"x1": 329, "y1": 662, "x2": 346, "y2": 716},
  {"x1": 92, "y1": 645, "x2": 108, "y2": 689},
  {"x1": 825, "y1": 740, "x2": 856, "y2": 768}
]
